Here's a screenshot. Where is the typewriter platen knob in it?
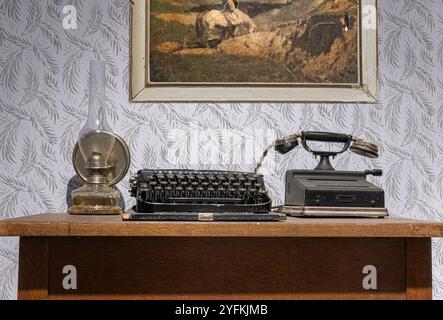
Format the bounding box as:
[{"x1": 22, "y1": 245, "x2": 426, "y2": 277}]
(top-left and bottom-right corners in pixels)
[{"x1": 129, "y1": 173, "x2": 138, "y2": 197}]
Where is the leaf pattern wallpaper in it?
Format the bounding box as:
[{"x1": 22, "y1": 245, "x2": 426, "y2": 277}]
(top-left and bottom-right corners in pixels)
[{"x1": 1, "y1": 0, "x2": 443, "y2": 299}]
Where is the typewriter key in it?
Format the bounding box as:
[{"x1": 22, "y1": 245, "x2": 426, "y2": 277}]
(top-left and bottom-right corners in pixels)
[
  {"x1": 227, "y1": 175, "x2": 236, "y2": 182},
  {"x1": 165, "y1": 186, "x2": 172, "y2": 201},
  {"x1": 160, "y1": 181, "x2": 168, "y2": 187},
  {"x1": 238, "y1": 188, "x2": 247, "y2": 199},
  {"x1": 154, "y1": 186, "x2": 163, "y2": 202},
  {"x1": 186, "y1": 186, "x2": 193, "y2": 198},
  {"x1": 140, "y1": 183, "x2": 149, "y2": 190},
  {"x1": 196, "y1": 186, "x2": 204, "y2": 198},
  {"x1": 176, "y1": 186, "x2": 183, "y2": 197}
]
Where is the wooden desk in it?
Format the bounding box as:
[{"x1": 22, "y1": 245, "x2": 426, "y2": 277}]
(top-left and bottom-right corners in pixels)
[{"x1": 1, "y1": 213, "x2": 443, "y2": 300}]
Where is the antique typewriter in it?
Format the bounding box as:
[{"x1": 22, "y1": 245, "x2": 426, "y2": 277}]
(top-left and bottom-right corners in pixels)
[{"x1": 123, "y1": 169, "x2": 286, "y2": 221}]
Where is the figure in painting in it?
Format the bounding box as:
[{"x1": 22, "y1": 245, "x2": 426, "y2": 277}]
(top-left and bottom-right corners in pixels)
[
  {"x1": 195, "y1": 0, "x2": 256, "y2": 48},
  {"x1": 222, "y1": 0, "x2": 241, "y2": 26}
]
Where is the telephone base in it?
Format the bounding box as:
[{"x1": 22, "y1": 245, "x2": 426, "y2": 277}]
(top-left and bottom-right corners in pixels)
[{"x1": 285, "y1": 169, "x2": 385, "y2": 209}]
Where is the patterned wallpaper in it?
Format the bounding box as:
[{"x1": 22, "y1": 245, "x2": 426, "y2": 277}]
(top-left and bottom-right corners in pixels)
[{"x1": 1, "y1": 0, "x2": 443, "y2": 299}]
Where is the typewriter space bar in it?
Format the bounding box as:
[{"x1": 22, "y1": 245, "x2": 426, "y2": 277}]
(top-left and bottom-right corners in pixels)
[{"x1": 168, "y1": 198, "x2": 242, "y2": 204}]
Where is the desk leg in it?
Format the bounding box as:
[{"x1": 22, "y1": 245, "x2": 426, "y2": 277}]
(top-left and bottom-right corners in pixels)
[
  {"x1": 18, "y1": 237, "x2": 49, "y2": 300},
  {"x1": 406, "y1": 238, "x2": 432, "y2": 300}
]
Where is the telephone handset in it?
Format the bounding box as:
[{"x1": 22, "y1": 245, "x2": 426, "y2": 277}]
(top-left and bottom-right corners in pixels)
[
  {"x1": 254, "y1": 131, "x2": 379, "y2": 173},
  {"x1": 274, "y1": 131, "x2": 379, "y2": 171}
]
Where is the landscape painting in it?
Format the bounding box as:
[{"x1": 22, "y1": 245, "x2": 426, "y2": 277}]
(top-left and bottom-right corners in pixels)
[{"x1": 149, "y1": 0, "x2": 360, "y2": 84}]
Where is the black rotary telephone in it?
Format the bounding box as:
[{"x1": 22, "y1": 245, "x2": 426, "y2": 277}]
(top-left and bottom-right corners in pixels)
[
  {"x1": 264, "y1": 131, "x2": 387, "y2": 218},
  {"x1": 274, "y1": 131, "x2": 379, "y2": 171}
]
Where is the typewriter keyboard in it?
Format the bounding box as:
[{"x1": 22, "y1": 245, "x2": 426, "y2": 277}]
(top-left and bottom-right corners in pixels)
[{"x1": 129, "y1": 169, "x2": 272, "y2": 213}]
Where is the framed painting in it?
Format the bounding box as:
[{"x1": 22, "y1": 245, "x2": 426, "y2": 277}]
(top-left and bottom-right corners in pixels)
[{"x1": 131, "y1": 0, "x2": 377, "y2": 102}]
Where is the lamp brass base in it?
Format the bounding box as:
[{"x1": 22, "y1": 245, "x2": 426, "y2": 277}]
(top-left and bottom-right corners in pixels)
[
  {"x1": 68, "y1": 205, "x2": 122, "y2": 215},
  {"x1": 69, "y1": 183, "x2": 122, "y2": 215}
]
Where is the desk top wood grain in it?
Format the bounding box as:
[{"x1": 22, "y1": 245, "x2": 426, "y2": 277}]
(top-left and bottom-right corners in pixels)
[{"x1": 1, "y1": 213, "x2": 443, "y2": 238}]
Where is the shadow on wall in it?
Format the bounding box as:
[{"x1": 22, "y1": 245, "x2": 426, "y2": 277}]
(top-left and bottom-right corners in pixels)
[{"x1": 66, "y1": 175, "x2": 126, "y2": 211}]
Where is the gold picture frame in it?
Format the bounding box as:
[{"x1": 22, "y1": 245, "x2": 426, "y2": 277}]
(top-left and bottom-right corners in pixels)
[{"x1": 131, "y1": 0, "x2": 378, "y2": 103}]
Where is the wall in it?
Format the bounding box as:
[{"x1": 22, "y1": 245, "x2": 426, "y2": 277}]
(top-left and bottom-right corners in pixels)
[{"x1": 1, "y1": 0, "x2": 443, "y2": 299}]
